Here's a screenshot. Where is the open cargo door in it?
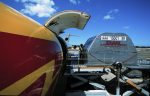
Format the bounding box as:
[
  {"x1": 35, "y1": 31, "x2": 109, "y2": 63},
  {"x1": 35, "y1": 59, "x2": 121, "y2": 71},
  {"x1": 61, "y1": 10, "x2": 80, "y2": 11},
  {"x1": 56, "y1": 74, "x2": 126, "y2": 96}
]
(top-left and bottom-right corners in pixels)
[{"x1": 45, "y1": 10, "x2": 90, "y2": 35}]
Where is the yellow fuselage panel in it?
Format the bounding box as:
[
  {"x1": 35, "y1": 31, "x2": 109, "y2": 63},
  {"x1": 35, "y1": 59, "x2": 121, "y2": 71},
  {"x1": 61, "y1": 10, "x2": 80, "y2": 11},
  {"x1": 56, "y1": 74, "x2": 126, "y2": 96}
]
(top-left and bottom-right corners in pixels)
[
  {"x1": 0, "y1": 3, "x2": 57, "y2": 42},
  {"x1": 0, "y1": 2, "x2": 63, "y2": 96}
]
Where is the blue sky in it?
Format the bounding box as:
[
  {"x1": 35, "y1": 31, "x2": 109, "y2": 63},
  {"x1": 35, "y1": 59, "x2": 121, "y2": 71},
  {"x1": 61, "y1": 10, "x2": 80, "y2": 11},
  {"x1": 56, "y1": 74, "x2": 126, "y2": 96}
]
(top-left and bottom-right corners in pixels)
[{"x1": 1, "y1": 0, "x2": 150, "y2": 46}]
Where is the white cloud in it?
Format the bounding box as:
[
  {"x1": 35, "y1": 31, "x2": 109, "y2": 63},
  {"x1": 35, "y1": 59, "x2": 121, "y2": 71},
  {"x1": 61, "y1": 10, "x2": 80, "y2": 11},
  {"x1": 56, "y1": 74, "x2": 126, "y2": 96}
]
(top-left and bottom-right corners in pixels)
[
  {"x1": 15, "y1": 0, "x2": 56, "y2": 17},
  {"x1": 103, "y1": 9, "x2": 119, "y2": 20},
  {"x1": 123, "y1": 26, "x2": 130, "y2": 29},
  {"x1": 69, "y1": 0, "x2": 90, "y2": 5},
  {"x1": 108, "y1": 9, "x2": 119, "y2": 14},
  {"x1": 69, "y1": 0, "x2": 80, "y2": 5},
  {"x1": 103, "y1": 14, "x2": 114, "y2": 20}
]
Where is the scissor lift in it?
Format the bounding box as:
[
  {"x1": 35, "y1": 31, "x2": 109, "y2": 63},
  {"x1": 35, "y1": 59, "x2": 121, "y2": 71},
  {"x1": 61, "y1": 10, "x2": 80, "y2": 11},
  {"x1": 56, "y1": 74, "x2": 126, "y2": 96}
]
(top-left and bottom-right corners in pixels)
[
  {"x1": 64, "y1": 64, "x2": 111, "y2": 96},
  {"x1": 64, "y1": 62, "x2": 149, "y2": 96}
]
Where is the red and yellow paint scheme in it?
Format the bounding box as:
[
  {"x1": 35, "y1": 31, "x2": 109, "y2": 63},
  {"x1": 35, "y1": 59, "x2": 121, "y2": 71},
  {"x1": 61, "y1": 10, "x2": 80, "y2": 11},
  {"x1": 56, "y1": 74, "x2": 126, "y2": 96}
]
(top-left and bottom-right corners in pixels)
[{"x1": 0, "y1": 2, "x2": 90, "y2": 96}]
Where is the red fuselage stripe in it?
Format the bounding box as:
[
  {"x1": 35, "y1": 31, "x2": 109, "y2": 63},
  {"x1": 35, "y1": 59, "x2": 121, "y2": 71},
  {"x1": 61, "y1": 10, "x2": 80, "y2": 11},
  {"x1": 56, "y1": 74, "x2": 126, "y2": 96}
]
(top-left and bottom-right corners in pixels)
[
  {"x1": 0, "y1": 31, "x2": 61, "y2": 90},
  {"x1": 20, "y1": 74, "x2": 46, "y2": 96}
]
